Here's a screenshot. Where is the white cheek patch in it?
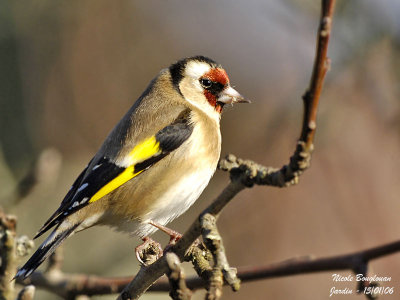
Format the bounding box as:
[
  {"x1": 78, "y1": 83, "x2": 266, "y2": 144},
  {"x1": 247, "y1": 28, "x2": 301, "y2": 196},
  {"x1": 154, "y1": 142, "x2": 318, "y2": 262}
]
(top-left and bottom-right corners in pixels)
[
  {"x1": 180, "y1": 60, "x2": 221, "y2": 122},
  {"x1": 185, "y1": 61, "x2": 211, "y2": 80}
]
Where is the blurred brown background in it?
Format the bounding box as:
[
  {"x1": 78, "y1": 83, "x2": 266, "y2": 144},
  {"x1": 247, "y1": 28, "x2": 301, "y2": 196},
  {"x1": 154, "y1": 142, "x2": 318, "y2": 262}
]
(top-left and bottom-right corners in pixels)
[{"x1": 1, "y1": 0, "x2": 400, "y2": 299}]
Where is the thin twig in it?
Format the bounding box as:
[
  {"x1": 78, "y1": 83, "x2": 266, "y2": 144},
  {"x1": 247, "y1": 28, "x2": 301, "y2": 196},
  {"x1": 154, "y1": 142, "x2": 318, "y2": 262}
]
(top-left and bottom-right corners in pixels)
[
  {"x1": 165, "y1": 252, "x2": 192, "y2": 300},
  {"x1": 201, "y1": 213, "x2": 240, "y2": 295}
]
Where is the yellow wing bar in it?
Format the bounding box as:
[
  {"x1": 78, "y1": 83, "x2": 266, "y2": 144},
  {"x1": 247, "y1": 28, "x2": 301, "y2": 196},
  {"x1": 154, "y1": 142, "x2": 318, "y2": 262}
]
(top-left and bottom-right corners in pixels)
[
  {"x1": 129, "y1": 135, "x2": 161, "y2": 164},
  {"x1": 89, "y1": 166, "x2": 143, "y2": 203},
  {"x1": 89, "y1": 136, "x2": 161, "y2": 203}
]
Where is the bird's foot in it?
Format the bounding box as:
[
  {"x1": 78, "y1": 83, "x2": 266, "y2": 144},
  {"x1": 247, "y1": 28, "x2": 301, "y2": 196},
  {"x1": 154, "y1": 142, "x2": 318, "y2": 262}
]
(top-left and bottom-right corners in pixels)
[
  {"x1": 135, "y1": 236, "x2": 163, "y2": 266},
  {"x1": 149, "y1": 220, "x2": 182, "y2": 245}
]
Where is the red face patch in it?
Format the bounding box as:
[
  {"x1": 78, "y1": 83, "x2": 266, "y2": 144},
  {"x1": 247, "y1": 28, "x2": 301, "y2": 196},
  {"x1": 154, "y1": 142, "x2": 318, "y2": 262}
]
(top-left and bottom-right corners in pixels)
[
  {"x1": 202, "y1": 68, "x2": 229, "y2": 113},
  {"x1": 203, "y1": 90, "x2": 222, "y2": 113},
  {"x1": 203, "y1": 68, "x2": 229, "y2": 86}
]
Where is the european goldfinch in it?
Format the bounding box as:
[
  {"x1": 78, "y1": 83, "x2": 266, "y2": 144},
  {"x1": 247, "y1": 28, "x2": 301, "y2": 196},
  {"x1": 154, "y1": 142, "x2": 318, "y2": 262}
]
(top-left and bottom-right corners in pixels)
[{"x1": 15, "y1": 56, "x2": 247, "y2": 279}]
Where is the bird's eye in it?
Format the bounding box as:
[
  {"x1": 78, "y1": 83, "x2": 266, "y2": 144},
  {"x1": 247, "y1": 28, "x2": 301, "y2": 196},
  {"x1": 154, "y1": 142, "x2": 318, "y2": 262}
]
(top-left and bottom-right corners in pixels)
[{"x1": 200, "y1": 78, "x2": 212, "y2": 89}]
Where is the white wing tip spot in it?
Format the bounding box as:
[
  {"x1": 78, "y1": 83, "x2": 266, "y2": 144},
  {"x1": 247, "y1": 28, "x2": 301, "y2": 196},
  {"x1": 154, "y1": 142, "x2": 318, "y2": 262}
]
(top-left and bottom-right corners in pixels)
[
  {"x1": 77, "y1": 183, "x2": 89, "y2": 193},
  {"x1": 25, "y1": 269, "x2": 34, "y2": 277},
  {"x1": 92, "y1": 164, "x2": 102, "y2": 170}
]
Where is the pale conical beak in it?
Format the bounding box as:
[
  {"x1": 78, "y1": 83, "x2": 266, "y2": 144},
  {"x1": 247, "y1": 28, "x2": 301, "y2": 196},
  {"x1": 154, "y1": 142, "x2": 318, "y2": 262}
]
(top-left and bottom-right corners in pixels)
[{"x1": 218, "y1": 86, "x2": 250, "y2": 104}]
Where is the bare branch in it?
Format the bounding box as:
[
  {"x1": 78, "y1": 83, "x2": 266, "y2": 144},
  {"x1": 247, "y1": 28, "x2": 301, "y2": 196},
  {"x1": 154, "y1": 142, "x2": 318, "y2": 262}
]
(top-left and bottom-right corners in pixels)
[
  {"x1": 201, "y1": 213, "x2": 240, "y2": 294},
  {"x1": 234, "y1": 240, "x2": 400, "y2": 282},
  {"x1": 205, "y1": 267, "x2": 222, "y2": 300},
  {"x1": 301, "y1": 0, "x2": 334, "y2": 150},
  {"x1": 200, "y1": 211, "x2": 242, "y2": 300},
  {"x1": 184, "y1": 242, "x2": 213, "y2": 283},
  {"x1": 165, "y1": 253, "x2": 192, "y2": 300}
]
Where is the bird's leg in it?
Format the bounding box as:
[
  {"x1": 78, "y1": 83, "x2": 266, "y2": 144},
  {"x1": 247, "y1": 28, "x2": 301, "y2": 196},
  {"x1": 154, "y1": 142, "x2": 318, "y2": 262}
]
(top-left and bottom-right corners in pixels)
[
  {"x1": 149, "y1": 220, "x2": 182, "y2": 245},
  {"x1": 135, "y1": 236, "x2": 163, "y2": 266}
]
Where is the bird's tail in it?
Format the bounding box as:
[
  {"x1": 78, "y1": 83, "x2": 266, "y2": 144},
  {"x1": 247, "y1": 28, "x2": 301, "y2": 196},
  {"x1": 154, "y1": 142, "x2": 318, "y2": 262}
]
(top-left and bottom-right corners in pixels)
[{"x1": 14, "y1": 223, "x2": 79, "y2": 279}]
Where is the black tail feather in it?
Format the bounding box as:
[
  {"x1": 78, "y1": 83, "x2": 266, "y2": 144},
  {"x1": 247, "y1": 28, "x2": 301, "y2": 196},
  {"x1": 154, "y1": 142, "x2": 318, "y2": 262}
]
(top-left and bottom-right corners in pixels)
[
  {"x1": 33, "y1": 210, "x2": 62, "y2": 240},
  {"x1": 14, "y1": 223, "x2": 79, "y2": 279}
]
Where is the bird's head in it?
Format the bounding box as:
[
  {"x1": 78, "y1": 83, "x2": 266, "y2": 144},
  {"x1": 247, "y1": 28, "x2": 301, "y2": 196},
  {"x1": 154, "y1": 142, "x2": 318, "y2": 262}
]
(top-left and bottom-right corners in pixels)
[{"x1": 169, "y1": 56, "x2": 248, "y2": 116}]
